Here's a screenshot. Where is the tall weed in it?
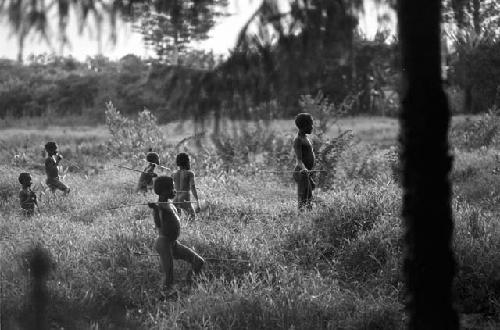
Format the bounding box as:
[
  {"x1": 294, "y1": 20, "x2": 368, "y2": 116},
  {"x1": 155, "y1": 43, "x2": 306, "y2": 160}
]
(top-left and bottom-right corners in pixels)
[
  {"x1": 451, "y1": 107, "x2": 500, "y2": 150},
  {"x1": 105, "y1": 101, "x2": 172, "y2": 165}
]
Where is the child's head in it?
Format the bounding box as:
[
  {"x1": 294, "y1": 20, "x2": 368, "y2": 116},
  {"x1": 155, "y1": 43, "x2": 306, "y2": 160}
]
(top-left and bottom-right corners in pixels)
[
  {"x1": 18, "y1": 172, "x2": 32, "y2": 186},
  {"x1": 176, "y1": 153, "x2": 190, "y2": 170},
  {"x1": 146, "y1": 152, "x2": 160, "y2": 165},
  {"x1": 295, "y1": 113, "x2": 314, "y2": 134},
  {"x1": 44, "y1": 142, "x2": 58, "y2": 155},
  {"x1": 154, "y1": 176, "x2": 176, "y2": 198}
]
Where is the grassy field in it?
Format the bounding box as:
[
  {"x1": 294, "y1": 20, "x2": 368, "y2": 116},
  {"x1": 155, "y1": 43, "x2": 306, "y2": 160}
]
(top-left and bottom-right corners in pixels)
[{"x1": 1, "y1": 116, "x2": 499, "y2": 329}]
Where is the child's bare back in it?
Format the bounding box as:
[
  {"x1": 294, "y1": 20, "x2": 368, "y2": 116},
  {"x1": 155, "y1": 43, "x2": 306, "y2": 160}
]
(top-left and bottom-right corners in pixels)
[
  {"x1": 173, "y1": 153, "x2": 200, "y2": 220},
  {"x1": 173, "y1": 169, "x2": 194, "y2": 202}
]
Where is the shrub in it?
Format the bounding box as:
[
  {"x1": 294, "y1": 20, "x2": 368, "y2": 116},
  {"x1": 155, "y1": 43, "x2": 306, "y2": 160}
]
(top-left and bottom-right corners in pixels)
[
  {"x1": 207, "y1": 92, "x2": 354, "y2": 180},
  {"x1": 450, "y1": 107, "x2": 500, "y2": 150},
  {"x1": 337, "y1": 144, "x2": 398, "y2": 183},
  {"x1": 210, "y1": 123, "x2": 280, "y2": 172},
  {"x1": 451, "y1": 40, "x2": 500, "y2": 113},
  {"x1": 0, "y1": 76, "x2": 33, "y2": 118},
  {"x1": 104, "y1": 101, "x2": 171, "y2": 163}
]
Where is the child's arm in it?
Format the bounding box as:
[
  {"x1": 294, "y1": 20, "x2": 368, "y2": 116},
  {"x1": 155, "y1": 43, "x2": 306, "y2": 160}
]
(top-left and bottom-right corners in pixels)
[
  {"x1": 293, "y1": 137, "x2": 306, "y2": 171},
  {"x1": 19, "y1": 190, "x2": 27, "y2": 208},
  {"x1": 189, "y1": 172, "x2": 200, "y2": 212},
  {"x1": 148, "y1": 203, "x2": 161, "y2": 229},
  {"x1": 55, "y1": 153, "x2": 63, "y2": 165},
  {"x1": 147, "y1": 164, "x2": 158, "y2": 175}
]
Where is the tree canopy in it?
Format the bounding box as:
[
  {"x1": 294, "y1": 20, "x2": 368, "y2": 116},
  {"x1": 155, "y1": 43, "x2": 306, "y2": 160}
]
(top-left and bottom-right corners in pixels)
[{"x1": 0, "y1": 0, "x2": 228, "y2": 62}]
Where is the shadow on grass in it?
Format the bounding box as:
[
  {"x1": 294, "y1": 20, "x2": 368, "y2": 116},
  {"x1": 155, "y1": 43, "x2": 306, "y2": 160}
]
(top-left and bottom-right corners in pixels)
[
  {"x1": 2, "y1": 230, "x2": 260, "y2": 328},
  {"x1": 2, "y1": 235, "x2": 157, "y2": 329},
  {"x1": 1, "y1": 243, "x2": 142, "y2": 329}
]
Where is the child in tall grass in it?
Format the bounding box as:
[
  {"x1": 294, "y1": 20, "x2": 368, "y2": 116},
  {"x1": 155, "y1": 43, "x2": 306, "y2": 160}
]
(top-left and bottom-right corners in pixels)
[
  {"x1": 137, "y1": 151, "x2": 159, "y2": 193},
  {"x1": 293, "y1": 113, "x2": 316, "y2": 210},
  {"x1": 148, "y1": 176, "x2": 205, "y2": 292},
  {"x1": 44, "y1": 142, "x2": 70, "y2": 194},
  {"x1": 173, "y1": 153, "x2": 200, "y2": 220},
  {"x1": 19, "y1": 172, "x2": 38, "y2": 216}
]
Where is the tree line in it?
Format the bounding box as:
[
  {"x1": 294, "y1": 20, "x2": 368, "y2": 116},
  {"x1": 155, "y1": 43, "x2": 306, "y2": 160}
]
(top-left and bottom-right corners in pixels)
[{"x1": 1, "y1": 1, "x2": 498, "y2": 121}]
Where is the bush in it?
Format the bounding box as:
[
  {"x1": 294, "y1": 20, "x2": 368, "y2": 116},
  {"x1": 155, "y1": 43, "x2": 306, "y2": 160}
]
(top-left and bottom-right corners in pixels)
[
  {"x1": 0, "y1": 77, "x2": 33, "y2": 118},
  {"x1": 206, "y1": 93, "x2": 354, "y2": 186},
  {"x1": 450, "y1": 108, "x2": 500, "y2": 150},
  {"x1": 104, "y1": 102, "x2": 171, "y2": 164},
  {"x1": 210, "y1": 122, "x2": 281, "y2": 172},
  {"x1": 336, "y1": 144, "x2": 399, "y2": 184},
  {"x1": 450, "y1": 39, "x2": 500, "y2": 113}
]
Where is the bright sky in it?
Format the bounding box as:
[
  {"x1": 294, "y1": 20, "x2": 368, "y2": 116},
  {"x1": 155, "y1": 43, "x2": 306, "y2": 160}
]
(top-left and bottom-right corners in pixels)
[{"x1": 0, "y1": 0, "x2": 395, "y2": 61}]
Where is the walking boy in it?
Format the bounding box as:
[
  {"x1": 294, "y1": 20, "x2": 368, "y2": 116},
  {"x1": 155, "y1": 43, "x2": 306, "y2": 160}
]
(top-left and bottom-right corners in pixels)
[
  {"x1": 19, "y1": 172, "x2": 38, "y2": 216},
  {"x1": 44, "y1": 142, "x2": 70, "y2": 194},
  {"x1": 173, "y1": 153, "x2": 200, "y2": 220},
  {"x1": 293, "y1": 113, "x2": 316, "y2": 210},
  {"x1": 148, "y1": 176, "x2": 205, "y2": 292},
  {"x1": 137, "y1": 151, "x2": 159, "y2": 193}
]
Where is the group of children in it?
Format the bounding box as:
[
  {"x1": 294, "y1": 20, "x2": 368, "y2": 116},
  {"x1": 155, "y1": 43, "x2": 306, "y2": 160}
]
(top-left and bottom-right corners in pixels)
[
  {"x1": 18, "y1": 141, "x2": 70, "y2": 216},
  {"x1": 16, "y1": 113, "x2": 317, "y2": 293},
  {"x1": 137, "y1": 151, "x2": 202, "y2": 221},
  {"x1": 139, "y1": 151, "x2": 205, "y2": 291}
]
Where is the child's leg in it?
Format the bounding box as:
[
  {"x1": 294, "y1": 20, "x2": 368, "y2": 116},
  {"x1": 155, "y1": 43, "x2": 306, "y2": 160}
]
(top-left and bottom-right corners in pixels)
[
  {"x1": 305, "y1": 175, "x2": 313, "y2": 210},
  {"x1": 136, "y1": 183, "x2": 147, "y2": 193},
  {"x1": 46, "y1": 179, "x2": 56, "y2": 193},
  {"x1": 294, "y1": 168, "x2": 312, "y2": 210},
  {"x1": 49, "y1": 178, "x2": 70, "y2": 194},
  {"x1": 172, "y1": 241, "x2": 205, "y2": 281},
  {"x1": 21, "y1": 208, "x2": 34, "y2": 217},
  {"x1": 184, "y1": 202, "x2": 196, "y2": 221},
  {"x1": 155, "y1": 237, "x2": 174, "y2": 288}
]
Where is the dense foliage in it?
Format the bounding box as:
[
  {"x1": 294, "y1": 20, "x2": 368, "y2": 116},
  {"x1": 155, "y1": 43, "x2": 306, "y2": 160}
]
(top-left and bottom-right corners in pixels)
[
  {"x1": 0, "y1": 37, "x2": 401, "y2": 122},
  {"x1": 0, "y1": 0, "x2": 499, "y2": 121}
]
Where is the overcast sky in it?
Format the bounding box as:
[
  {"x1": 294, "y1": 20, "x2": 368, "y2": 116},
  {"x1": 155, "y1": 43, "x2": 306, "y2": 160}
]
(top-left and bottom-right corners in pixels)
[{"x1": 0, "y1": 0, "x2": 395, "y2": 61}]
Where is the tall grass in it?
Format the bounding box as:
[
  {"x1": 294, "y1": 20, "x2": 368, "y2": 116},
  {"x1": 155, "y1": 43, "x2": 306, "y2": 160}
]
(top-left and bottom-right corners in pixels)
[{"x1": 1, "y1": 112, "x2": 499, "y2": 329}]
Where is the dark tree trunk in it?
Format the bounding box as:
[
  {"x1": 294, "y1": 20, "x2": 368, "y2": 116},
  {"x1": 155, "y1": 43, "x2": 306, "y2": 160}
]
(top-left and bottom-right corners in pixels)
[{"x1": 397, "y1": 0, "x2": 458, "y2": 329}]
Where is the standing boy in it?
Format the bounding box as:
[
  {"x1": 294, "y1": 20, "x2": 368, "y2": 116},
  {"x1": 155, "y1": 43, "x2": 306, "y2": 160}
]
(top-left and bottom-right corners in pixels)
[
  {"x1": 173, "y1": 153, "x2": 200, "y2": 220},
  {"x1": 19, "y1": 172, "x2": 38, "y2": 216},
  {"x1": 137, "y1": 151, "x2": 159, "y2": 193},
  {"x1": 293, "y1": 113, "x2": 316, "y2": 210},
  {"x1": 148, "y1": 176, "x2": 205, "y2": 292},
  {"x1": 44, "y1": 142, "x2": 70, "y2": 194}
]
